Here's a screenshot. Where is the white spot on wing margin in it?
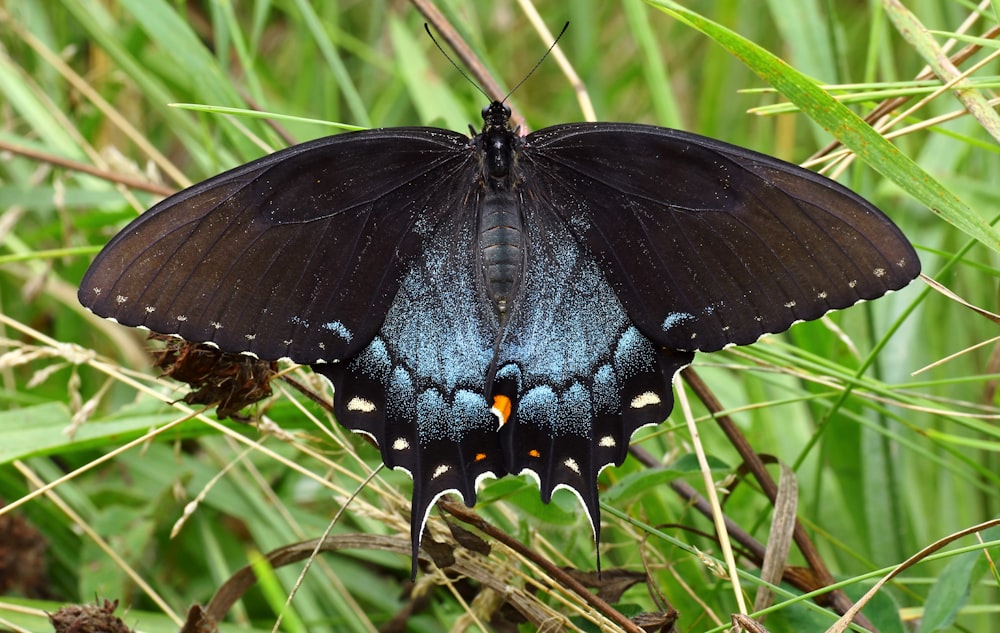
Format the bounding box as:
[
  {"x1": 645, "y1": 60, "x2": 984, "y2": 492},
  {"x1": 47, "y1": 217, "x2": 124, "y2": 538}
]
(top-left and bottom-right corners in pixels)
[
  {"x1": 630, "y1": 391, "x2": 661, "y2": 409},
  {"x1": 347, "y1": 397, "x2": 376, "y2": 413}
]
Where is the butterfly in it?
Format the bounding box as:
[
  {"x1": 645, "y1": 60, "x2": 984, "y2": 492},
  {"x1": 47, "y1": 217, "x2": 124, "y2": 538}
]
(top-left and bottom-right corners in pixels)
[{"x1": 79, "y1": 98, "x2": 920, "y2": 573}]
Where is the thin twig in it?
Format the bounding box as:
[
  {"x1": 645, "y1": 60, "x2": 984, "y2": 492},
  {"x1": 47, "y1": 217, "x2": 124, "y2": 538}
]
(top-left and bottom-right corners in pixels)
[{"x1": 0, "y1": 139, "x2": 175, "y2": 197}]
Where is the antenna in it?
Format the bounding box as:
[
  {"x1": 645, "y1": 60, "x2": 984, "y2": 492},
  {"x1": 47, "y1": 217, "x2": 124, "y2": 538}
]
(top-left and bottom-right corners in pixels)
[
  {"x1": 424, "y1": 22, "x2": 570, "y2": 104},
  {"x1": 503, "y1": 22, "x2": 569, "y2": 103},
  {"x1": 424, "y1": 23, "x2": 491, "y2": 102}
]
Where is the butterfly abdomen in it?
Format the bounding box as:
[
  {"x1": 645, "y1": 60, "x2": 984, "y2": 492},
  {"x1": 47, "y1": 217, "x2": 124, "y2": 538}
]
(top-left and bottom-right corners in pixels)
[{"x1": 478, "y1": 185, "x2": 524, "y2": 317}]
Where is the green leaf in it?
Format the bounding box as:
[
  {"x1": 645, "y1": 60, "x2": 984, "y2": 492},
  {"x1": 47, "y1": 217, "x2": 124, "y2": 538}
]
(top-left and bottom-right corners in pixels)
[
  {"x1": 603, "y1": 453, "x2": 730, "y2": 505},
  {"x1": 919, "y1": 525, "x2": 1000, "y2": 632},
  {"x1": 0, "y1": 402, "x2": 199, "y2": 465}
]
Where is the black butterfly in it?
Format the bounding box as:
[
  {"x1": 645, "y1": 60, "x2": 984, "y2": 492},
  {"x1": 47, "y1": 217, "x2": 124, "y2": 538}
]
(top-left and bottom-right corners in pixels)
[{"x1": 79, "y1": 100, "x2": 919, "y2": 572}]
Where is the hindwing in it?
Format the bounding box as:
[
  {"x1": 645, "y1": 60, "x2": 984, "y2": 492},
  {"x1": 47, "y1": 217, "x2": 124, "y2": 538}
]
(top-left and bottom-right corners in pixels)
[
  {"x1": 492, "y1": 188, "x2": 694, "y2": 539},
  {"x1": 314, "y1": 186, "x2": 504, "y2": 564}
]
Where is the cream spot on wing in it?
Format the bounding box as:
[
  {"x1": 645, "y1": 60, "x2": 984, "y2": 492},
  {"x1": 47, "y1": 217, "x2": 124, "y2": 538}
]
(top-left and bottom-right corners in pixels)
[
  {"x1": 599, "y1": 435, "x2": 616, "y2": 448},
  {"x1": 347, "y1": 397, "x2": 376, "y2": 412},
  {"x1": 563, "y1": 458, "x2": 580, "y2": 474},
  {"x1": 392, "y1": 437, "x2": 409, "y2": 451},
  {"x1": 631, "y1": 391, "x2": 661, "y2": 409},
  {"x1": 431, "y1": 464, "x2": 450, "y2": 479}
]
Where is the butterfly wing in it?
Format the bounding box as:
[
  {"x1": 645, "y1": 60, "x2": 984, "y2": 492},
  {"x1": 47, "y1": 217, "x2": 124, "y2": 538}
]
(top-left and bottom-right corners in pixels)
[
  {"x1": 492, "y1": 188, "x2": 694, "y2": 539},
  {"x1": 313, "y1": 182, "x2": 504, "y2": 567},
  {"x1": 79, "y1": 128, "x2": 474, "y2": 363},
  {"x1": 521, "y1": 123, "x2": 920, "y2": 352}
]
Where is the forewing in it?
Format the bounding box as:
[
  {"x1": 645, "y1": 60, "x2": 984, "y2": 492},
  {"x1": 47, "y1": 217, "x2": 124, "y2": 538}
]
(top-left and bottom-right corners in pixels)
[
  {"x1": 521, "y1": 123, "x2": 920, "y2": 352},
  {"x1": 493, "y1": 188, "x2": 694, "y2": 537},
  {"x1": 79, "y1": 128, "x2": 473, "y2": 363}
]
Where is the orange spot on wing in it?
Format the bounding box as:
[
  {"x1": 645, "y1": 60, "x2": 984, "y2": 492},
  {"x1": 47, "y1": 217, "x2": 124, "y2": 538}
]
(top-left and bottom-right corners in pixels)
[
  {"x1": 528, "y1": 449, "x2": 540, "y2": 458},
  {"x1": 491, "y1": 394, "x2": 512, "y2": 425},
  {"x1": 475, "y1": 452, "x2": 487, "y2": 462}
]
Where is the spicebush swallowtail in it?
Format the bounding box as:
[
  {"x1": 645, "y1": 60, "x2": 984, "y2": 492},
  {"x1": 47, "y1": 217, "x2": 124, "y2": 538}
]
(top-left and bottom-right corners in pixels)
[{"x1": 79, "y1": 99, "x2": 920, "y2": 572}]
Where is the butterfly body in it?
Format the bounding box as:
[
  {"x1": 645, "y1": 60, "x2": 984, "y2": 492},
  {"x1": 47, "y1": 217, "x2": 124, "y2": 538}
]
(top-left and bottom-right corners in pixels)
[
  {"x1": 477, "y1": 179, "x2": 523, "y2": 317},
  {"x1": 80, "y1": 100, "x2": 919, "y2": 572}
]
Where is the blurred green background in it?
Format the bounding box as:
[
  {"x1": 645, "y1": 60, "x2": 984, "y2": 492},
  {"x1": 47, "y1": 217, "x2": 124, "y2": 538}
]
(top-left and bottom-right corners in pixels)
[{"x1": 0, "y1": 1, "x2": 998, "y2": 631}]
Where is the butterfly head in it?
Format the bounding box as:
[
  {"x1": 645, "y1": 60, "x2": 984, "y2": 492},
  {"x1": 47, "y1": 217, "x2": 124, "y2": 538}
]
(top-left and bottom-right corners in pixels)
[{"x1": 481, "y1": 101, "x2": 512, "y2": 131}]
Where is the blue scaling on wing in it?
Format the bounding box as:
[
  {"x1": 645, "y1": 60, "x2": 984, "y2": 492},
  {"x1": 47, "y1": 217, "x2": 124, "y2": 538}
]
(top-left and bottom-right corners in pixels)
[
  {"x1": 491, "y1": 191, "x2": 694, "y2": 541},
  {"x1": 314, "y1": 196, "x2": 503, "y2": 565}
]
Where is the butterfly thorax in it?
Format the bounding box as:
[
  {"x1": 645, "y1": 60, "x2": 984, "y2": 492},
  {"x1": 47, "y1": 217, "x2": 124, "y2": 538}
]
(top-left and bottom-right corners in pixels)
[{"x1": 476, "y1": 101, "x2": 524, "y2": 318}]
